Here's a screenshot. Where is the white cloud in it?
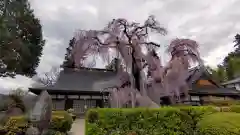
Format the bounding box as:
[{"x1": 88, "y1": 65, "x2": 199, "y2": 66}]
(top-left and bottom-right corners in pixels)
[
  {"x1": 0, "y1": 75, "x2": 34, "y2": 91},
  {"x1": 203, "y1": 43, "x2": 236, "y2": 68},
  {"x1": 1, "y1": 0, "x2": 240, "y2": 93},
  {"x1": 81, "y1": 5, "x2": 98, "y2": 16}
]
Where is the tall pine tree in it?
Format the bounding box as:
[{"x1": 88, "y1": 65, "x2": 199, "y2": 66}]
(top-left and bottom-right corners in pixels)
[
  {"x1": 234, "y1": 34, "x2": 240, "y2": 53},
  {"x1": 216, "y1": 33, "x2": 240, "y2": 80},
  {"x1": 0, "y1": 0, "x2": 45, "y2": 77},
  {"x1": 62, "y1": 38, "x2": 75, "y2": 68}
]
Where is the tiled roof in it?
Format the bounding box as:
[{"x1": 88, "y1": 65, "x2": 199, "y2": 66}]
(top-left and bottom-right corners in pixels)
[
  {"x1": 186, "y1": 65, "x2": 221, "y2": 88},
  {"x1": 29, "y1": 68, "x2": 117, "y2": 93},
  {"x1": 189, "y1": 88, "x2": 240, "y2": 96},
  {"x1": 29, "y1": 66, "x2": 240, "y2": 96}
]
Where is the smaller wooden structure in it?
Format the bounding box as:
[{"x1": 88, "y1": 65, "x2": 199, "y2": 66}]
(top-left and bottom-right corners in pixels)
[{"x1": 186, "y1": 66, "x2": 240, "y2": 105}]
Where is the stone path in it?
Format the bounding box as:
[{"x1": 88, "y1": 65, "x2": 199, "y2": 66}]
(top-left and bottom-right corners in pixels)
[{"x1": 69, "y1": 119, "x2": 85, "y2": 135}]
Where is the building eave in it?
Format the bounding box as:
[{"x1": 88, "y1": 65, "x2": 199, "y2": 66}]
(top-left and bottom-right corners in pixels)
[
  {"x1": 29, "y1": 67, "x2": 117, "y2": 95},
  {"x1": 189, "y1": 87, "x2": 240, "y2": 97},
  {"x1": 29, "y1": 87, "x2": 109, "y2": 95}
]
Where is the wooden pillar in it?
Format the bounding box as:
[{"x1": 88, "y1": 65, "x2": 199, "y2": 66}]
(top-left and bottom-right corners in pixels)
[{"x1": 101, "y1": 94, "x2": 104, "y2": 108}]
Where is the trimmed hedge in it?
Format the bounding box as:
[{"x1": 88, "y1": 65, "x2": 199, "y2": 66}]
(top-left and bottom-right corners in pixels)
[
  {"x1": 86, "y1": 108, "x2": 195, "y2": 135},
  {"x1": 176, "y1": 106, "x2": 218, "y2": 130},
  {"x1": 204, "y1": 100, "x2": 240, "y2": 107},
  {"x1": 86, "y1": 106, "x2": 240, "y2": 135},
  {"x1": 196, "y1": 112, "x2": 240, "y2": 135},
  {"x1": 51, "y1": 111, "x2": 73, "y2": 133}
]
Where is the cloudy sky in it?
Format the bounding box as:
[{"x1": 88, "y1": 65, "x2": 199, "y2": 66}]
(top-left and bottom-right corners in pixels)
[{"x1": 0, "y1": 0, "x2": 240, "y2": 92}]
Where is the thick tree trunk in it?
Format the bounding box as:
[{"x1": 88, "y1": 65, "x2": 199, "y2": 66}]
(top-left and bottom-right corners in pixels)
[
  {"x1": 131, "y1": 50, "x2": 160, "y2": 108},
  {"x1": 132, "y1": 50, "x2": 141, "y2": 91}
]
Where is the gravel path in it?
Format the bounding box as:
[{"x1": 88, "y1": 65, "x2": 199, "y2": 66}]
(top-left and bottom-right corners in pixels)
[{"x1": 69, "y1": 119, "x2": 85, "y2": 135}]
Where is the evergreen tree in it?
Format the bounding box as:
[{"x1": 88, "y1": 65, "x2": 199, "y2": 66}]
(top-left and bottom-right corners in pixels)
[
  {"x1": 225, "y1": 56, "x2": 240, "y2": 79},
  {"x1": 62, "y1": 38, "x2": 75, "y2": 68},
  {"x1": 234, "y1": 34, "x2": 240, "y2": 53},
  {"x1": 0, "y1": 0, "x2": 45, "y2": 77},
  {"x1": 215, "y1": 33, "x2": 240, "y2": 81},
  {"x1": 207, "y1": 65, "x2": 227, "y2": 83}
]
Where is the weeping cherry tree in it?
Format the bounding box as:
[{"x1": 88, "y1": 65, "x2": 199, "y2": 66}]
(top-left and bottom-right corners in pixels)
[{"x1": 71, "y1": 15, "x2": 201, "y2": 108}]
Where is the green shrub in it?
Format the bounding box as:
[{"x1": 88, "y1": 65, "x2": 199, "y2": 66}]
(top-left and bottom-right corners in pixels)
[
  {"x1": 196, "y1": 112, "x2": 240, "y2": 135},
  {"x1": 50, "y1": 111, "x2": 73, "y2": 133},
  {"x1": 66, "y1": 108, "x2": 76, "y2": 121},
  {"x1": 1, "y1": 111, "x2": 73, "y2": 134},
  {"x1": 2, "y1": 116, "x2": 29, "y2": 135},
  {"x1": 8, "y1": 94, "x2": 26, "y2": 113},
  {"x1": 177, "y1": 106, "x2": 218, "y2": 130},
  {"x1": 86, "y1": 108, "x2": 194, "y2": 135}
]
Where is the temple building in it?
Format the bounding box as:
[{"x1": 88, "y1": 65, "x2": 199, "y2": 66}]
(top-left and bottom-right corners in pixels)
[
  {"x1": 29, "y1": 67, "x2": 116, "y2": 115},
  {"x1": 29, "y1": 65, "x2": 240, "y2": 115}
]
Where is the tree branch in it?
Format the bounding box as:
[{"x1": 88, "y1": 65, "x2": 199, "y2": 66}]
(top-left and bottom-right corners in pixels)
[{"x1": 141, "y1": 42, "x2": 161, "y2": 47}]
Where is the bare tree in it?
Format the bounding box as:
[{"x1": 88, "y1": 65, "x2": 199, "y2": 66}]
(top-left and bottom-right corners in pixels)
[
  {"x1": 71, "y1": 15, "x2": 201, "y2": 107},
  {"x1": 33, "y1": 66, "x2": 61, "y2": 86}
]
